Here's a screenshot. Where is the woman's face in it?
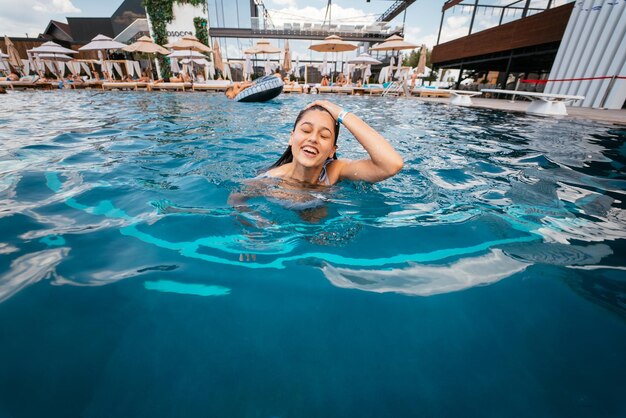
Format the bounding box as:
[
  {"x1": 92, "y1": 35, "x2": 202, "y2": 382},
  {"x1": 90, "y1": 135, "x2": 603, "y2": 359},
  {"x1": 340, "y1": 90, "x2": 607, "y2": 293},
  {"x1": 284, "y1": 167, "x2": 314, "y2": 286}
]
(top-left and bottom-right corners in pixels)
[{"x1": 289, "y1": 109, "x2": 337, "y2": 168}]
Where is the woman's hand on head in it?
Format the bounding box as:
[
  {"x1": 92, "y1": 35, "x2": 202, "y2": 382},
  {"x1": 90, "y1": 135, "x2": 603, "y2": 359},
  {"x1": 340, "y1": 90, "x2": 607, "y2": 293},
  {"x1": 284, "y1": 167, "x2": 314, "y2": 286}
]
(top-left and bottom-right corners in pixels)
[{"x1": 306, "y1": 100, "x2": 343, "y2": 120}]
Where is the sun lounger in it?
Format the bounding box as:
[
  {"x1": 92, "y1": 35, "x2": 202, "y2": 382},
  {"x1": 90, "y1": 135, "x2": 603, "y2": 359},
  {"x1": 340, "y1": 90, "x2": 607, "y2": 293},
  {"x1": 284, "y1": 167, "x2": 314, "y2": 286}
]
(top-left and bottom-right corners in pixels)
[
  {"x1": 416, "y1": 88, "x2": 482, "y2": 106},
  {"x1": 192, "y1": 80, "x2": 232, "y2": 92},
  {"x1": 149, "y1": 82, "x2": 191, "y2": 92},
  {"x1": 481, "y1": 89, "x2": 585, "y2": 116},
  {"x1": 102, "y1": 82, "x2": 140, "y2": 91},
  {"x1": 0, "y1": 81, "x2": 55, "y2": 90},
  {"x1": 67, "y1": 81, "x2": 104, "y2": 90},
  {"x1": 283, "y1": 85, "x2": 304, "y2": 93},
  {"x1": 417, "y1": 88, "x2": 451, "y2": 98}
]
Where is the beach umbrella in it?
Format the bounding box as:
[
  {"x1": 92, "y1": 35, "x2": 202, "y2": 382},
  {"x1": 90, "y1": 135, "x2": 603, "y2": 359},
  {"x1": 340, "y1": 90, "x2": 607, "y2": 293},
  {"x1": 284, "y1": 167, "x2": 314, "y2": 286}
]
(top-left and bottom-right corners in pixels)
[
  {"x1": 79, "y1": 34, "x2": 127, "y2": 79},
  {"x1": 244, "y1": 39, "x2": 281, "y2": 55},
  {"x1": 29, "y1": 41, "x2": 78, "y2": 77},
  {"x1": 264, "y1": 59, "x2": 271, "y2": 76},
  {"x1": 370, "y1": 34, "x2": 418, "y2": 52},
  {"x1": 348, "y1": 53, "x2": 382, "y2": 65},
  {"x1": 167, "y1": 50, "x2": 207, "y2": 59},
  {"x1": 243, "y1": 39, "x2": 280, "y2": 77},
  {"x1": 321, "y1": 53, "x2": 329, "y2": 76},
  {"x1": 4, "y1": 36, "x2": 23, "y2": 74},
  {"x1": 416, "y1": 45, "x2": 427, "y2": 76},
  {"x1": 283, "y1": 39, "x2": 291, "y2": 73},
  {"x1": 79, "y1": 34, "x2": 126, "y2": 52},
  {"x1": 29, "y1": 41, "x2": 77, "y2": 55},
  {"x1": 0, "y1": 49, "x2": 9, "y2": 72},
  {"x1": 370, "y1": 35, "x2": 417, "y2": 82},
  {"x1": 363, "y1": 65, "x2": 372, "y2": 84},
  {"x1": 167, "y1": 35, "x2": 212, "y2": 80},
  {"x1": 122, "y1": 36, "x2": 169, "y2": 54},
  {"x1": 122, "y1": 36, "x2": 169, "y2": 80},
  {"x1": 212, "y1": 39, "x2": 224, "y2": 76},
  {"x1": 243, "y1": 55, "x2": 253, "y2": 80},
  {"x1": 293, "y1": 56, "x2": 300, "y2": 79},
  {"x1": 309, "y1": 35, "x2": 357, "y2": 82},
  {"x1": 309, "y1": 35, "x2": 357, "y2": 53},
  {"x1": 166, "y1": 35, "x2": 212, "y2": 53},
  {"x1": 38, "y1": 53, "x2": 73, "y2": 79},
  {"x1": 243, "y1": 54, "x2": 253, "y2": 81}
]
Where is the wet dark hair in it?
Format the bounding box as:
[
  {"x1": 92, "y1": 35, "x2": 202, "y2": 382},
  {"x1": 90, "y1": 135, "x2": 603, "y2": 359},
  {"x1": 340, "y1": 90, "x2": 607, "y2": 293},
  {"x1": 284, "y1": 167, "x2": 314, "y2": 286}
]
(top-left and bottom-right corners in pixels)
[{"x1": 269, "y1": 105, "x2": 340, "y2": 169}]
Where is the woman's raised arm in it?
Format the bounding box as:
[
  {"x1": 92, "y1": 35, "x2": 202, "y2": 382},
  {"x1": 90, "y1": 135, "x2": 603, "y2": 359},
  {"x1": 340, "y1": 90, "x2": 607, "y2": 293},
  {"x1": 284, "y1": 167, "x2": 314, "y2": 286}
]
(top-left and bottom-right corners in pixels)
[{"x1": 306, "y1": 100, "x2": 403, "y2": 183}]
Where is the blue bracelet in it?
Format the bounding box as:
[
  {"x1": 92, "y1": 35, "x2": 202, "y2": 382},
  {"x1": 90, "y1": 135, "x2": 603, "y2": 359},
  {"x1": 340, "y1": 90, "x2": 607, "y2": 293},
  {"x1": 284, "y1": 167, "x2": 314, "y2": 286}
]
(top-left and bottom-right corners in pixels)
[{"x1": 337, "y1": 110, "x2": 350, "y2": 124}]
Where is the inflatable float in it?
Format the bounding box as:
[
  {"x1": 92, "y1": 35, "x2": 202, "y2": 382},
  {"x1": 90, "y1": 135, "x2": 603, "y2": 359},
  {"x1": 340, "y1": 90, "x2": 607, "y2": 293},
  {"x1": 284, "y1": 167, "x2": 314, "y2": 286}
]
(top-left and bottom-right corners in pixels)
[{"x1": 235, "y1": 75, "x2": 283, "y2": 102}]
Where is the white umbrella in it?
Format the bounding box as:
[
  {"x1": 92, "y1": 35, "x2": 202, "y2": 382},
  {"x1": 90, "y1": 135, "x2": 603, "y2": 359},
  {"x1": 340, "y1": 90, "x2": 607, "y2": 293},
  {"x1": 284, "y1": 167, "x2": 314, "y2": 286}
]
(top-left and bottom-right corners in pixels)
[
  {"x1": 264, "y1": 59, "x2": 271, "y2": 76},
  {"x1": 79, "y1": 34, "x2": 126, "y2": 52},
  {"x1": 321, "y1": 53, "x2": 328, "y2": 76},
  {"x1": 348, "y1": 53, "x2": 382, "y2": 65},
  {"x1": 243, "y1": 55, "x2": 253, "y2": 80},
  {"x1": 244, "y1": 39, "x2": 281, "y2": 55},
  {"x1": 309, "y1": 35, "x2": 357, "y2": 82},
  {"x1": 0, "y1": 49, "x2": 10, "y2": 73},
  {"x1": 122, "y1": 36, "x2": 169, "y2": 54},
  {"x1": 37, "y1": 53, "x2": 73, "y2": 61},
  {"x1": 293, "y1": 56, "x2": 300, "y2": 79},
  {"x1": 29, "y1": 41, "x2": 77, "y2": 55},
  {"x1": 167, "y1": 50, "x2": 207, "y2": 59},
  {"x1": 370, "y1": 35, "x2": 417, "y2": 83},
  {"x1": 79, "y1": 34, "x2": 126, "y2": 80},
  {"x1": 363, "y1": 65, "x2": 372, "y2": 83},
  {"x1": 181, "y1": 58, "x2": 210, "y2": 66},
  {"x1": 37, "y1": 53, "x2": 73, "y2": 79}
]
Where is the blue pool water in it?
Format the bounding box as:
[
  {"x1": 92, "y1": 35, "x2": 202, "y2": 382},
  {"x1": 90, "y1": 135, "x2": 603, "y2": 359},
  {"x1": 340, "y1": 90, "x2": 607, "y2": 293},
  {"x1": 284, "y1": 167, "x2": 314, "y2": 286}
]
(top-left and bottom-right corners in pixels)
[{"x1": 0, "y1": 90, "x2": 625, "y2": 417}]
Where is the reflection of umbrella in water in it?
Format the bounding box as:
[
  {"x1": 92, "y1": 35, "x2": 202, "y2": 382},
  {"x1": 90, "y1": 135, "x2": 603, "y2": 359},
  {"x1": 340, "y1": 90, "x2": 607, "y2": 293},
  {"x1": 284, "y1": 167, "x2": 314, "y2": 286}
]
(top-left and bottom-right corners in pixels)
[
  {"x1": 309, "y1": 35, "x2": 357, "y2": 82},
  {"x1": 4, "y1": 36, "x2": 24, "y2": 74},
  {"x1": 122, "y1": 36, "x2": 169, "y2": 80},
  {"x1": 370, "y1": 34, "x2": 417, "y2": 82}
]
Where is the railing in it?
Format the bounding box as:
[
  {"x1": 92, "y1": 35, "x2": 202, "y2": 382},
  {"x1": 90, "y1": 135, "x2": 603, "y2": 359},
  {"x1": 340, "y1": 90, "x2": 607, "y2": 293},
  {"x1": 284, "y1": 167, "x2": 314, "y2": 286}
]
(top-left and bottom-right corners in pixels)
[{"x1": 437, "y1": 0, "x2": 575, "y2": 45}]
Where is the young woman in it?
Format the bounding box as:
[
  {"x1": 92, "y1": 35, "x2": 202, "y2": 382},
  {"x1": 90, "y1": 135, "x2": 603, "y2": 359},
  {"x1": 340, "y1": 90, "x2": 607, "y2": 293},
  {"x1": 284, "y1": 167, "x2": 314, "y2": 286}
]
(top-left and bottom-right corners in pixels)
[{"x1": 263, "y1": 100, "x2": 403, "y2": 186}]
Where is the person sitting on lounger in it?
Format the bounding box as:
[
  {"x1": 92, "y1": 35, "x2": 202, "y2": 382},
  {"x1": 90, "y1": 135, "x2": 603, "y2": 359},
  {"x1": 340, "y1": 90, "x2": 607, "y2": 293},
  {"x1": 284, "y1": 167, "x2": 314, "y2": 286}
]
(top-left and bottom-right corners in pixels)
[
  {"x1": 3, "y1": 72, "x2": 19, "y2": 81},
  {"x1": 335, "y1": 73, "x2": 346, "y2": 86},
  {"x1": 321, "y1": 76, "x2": 329, "y2": 86}
]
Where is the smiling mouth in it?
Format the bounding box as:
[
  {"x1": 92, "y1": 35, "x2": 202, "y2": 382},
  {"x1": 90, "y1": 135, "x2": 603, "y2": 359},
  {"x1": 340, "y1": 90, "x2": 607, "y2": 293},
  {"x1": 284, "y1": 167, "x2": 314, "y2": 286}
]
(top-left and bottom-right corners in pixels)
[{"x1": 301, "y1": 146, "x2": 319, "y2": 157}]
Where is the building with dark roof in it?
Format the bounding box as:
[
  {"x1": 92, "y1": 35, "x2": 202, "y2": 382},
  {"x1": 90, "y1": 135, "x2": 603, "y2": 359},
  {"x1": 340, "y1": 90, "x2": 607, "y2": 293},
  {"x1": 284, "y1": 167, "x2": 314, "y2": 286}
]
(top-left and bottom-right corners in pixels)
[{"x1": 41, "y1": 0, "x2": 146, "y2": 44}]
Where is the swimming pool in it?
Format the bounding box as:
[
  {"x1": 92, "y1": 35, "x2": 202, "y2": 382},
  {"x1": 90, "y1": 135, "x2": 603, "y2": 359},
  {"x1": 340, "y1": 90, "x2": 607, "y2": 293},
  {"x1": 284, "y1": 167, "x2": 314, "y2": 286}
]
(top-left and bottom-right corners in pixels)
[{"x1": 0, "y1": 90, "x2": 625, "y2": 417}]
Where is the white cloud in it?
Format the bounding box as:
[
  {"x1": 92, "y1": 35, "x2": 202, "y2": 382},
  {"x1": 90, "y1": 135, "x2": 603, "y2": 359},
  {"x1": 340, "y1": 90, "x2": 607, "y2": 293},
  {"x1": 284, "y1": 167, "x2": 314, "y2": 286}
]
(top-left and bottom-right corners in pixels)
[
  {"x1": 269, "y1": 4, "x2": 377, "y2": 27},
  {"x1": 267, "y1": 0, "x2": 297, "y2": 7},
  {"x1": 0, "y1": 0, "x2": 81, "y2": 37},
  {"x1": 33, "y1": 0, "x2": 81, "y2": 14}
]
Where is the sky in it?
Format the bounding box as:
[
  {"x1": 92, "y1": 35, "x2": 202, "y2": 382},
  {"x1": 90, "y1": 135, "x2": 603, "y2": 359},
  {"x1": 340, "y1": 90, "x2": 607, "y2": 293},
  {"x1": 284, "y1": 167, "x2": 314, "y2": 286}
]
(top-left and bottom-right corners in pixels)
[
  {"x1": 0, "y1": 0, "x2": 569, "y2": 61},
  {"x1": 0, "y1": 0, "x2": 443, "y2": 46}
]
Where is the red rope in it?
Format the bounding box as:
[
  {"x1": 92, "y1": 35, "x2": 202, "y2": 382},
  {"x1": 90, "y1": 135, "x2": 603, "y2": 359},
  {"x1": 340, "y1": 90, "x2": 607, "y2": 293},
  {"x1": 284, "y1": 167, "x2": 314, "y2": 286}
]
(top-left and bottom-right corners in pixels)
[{"x1": 521, "y1": 75, "x2": 626, "y2": 84}]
